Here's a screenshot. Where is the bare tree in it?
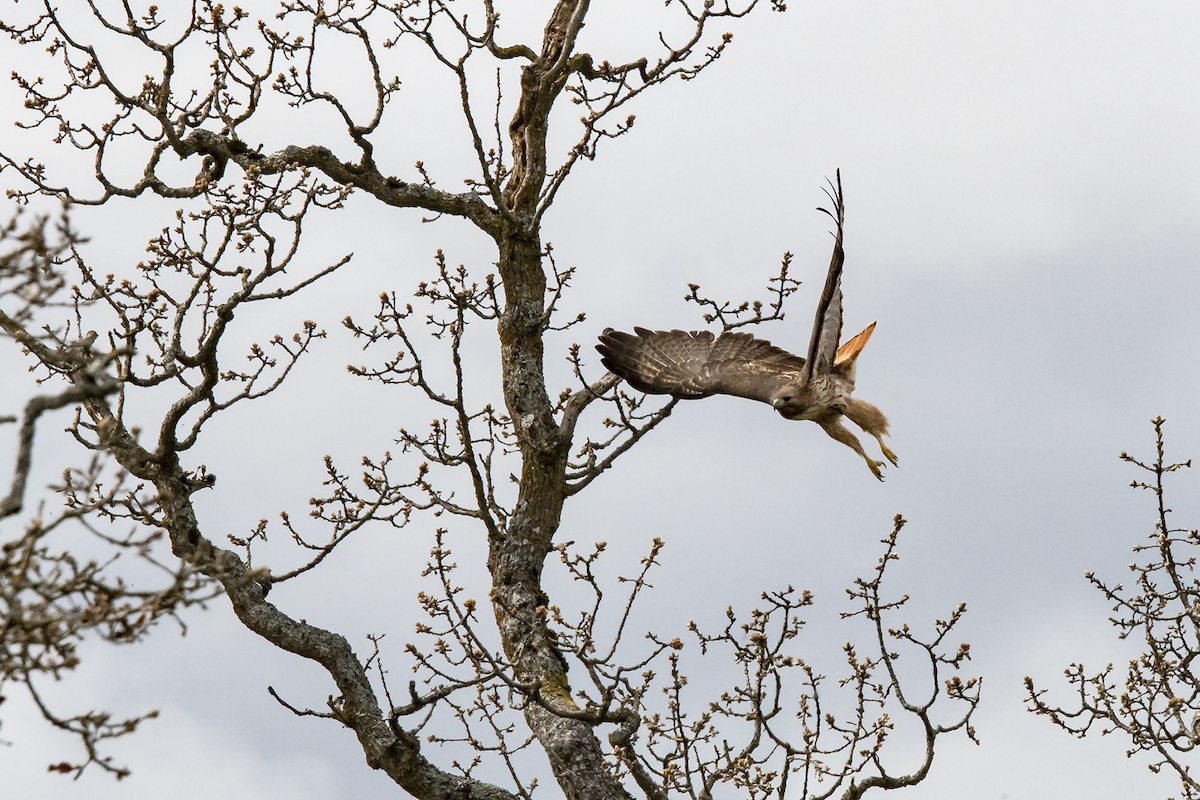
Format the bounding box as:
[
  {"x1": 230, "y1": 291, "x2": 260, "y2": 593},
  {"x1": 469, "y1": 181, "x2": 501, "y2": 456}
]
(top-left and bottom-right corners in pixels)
[
  {"x1": 1, "y1": 209, "x2": 217, "y2": 778},
  {"x1": 1026, "y1": 416, "x2": 1198, "y2": 799},
  {"x1": 2, "y1": 1, "x2": 978, "y2": 796}
]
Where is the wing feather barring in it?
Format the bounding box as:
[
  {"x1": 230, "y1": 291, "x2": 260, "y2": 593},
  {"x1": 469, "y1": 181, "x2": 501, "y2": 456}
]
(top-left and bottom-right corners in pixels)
[{"x1": 596, "y1": 172, "x2": 897, "y2": 481}]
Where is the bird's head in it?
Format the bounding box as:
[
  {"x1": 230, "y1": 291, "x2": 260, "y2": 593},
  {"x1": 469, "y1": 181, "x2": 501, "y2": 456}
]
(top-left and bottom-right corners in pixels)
[{"x1": 771, "y1": 389, "x2": 814, "y2": 420}]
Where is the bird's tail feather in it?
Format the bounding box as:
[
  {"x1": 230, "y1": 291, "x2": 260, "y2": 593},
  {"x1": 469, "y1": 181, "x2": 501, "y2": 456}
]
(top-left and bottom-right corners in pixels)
[{"x1": 834, "y1": 322, "x2": 875, "y2": 374}]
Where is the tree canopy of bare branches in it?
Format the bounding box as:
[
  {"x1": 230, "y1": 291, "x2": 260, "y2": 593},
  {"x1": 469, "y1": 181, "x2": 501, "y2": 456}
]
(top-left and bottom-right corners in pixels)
[
  {"x1": 2, "y1": 2, "x2": 978, "y2": 797},
  {"x1": 1027, "y1": 417, "x2": 1200, "y2": 799}
]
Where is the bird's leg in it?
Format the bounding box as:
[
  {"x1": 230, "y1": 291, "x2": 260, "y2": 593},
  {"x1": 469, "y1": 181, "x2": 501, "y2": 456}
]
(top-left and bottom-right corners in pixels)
[
  {"x1": 843, "y1": 397, "x2": 897, "y2": 468},
  {"x1": 819, "y1": 418, "x2": 886, "y2": 481}
]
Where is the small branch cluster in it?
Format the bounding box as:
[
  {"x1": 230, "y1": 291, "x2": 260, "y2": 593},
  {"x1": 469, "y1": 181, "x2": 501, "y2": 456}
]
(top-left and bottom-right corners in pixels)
[
  {"x1": 341, "y1": 252, "x2": 510, "y2": 543},
  {"x1": 378, "y1": 529, "x2": 538, "y2": 795},
  {"x1": 597, "y1": 516, "x2": 979, "y2": 800},
  {"x1": 686, "y1": 251, "x2": 801, "y2": 331},
  {"x1": 541, "y1": 0, "x2": 787, "y2": 223},
  {"x1": 2, "y1": 457, "x2": 216, "y2": 779},
  {"x1": 559, "y1": 345, "x2": 676, "y2": 497},
  {"x1": 0, "y1": 207, "x2": 122, "y2": 516},
  {"x1": 2, "y1": 1, "x2": 277, "y2": 204},
  {"x1": 1026, "y1": 416, "x2": 1200, "y2": 798}
]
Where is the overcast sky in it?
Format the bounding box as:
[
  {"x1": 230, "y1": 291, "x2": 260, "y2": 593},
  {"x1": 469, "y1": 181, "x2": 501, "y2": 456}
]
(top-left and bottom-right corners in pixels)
[{"x1": 3, "y1": 1, "x2": 1200, "y2": 798}]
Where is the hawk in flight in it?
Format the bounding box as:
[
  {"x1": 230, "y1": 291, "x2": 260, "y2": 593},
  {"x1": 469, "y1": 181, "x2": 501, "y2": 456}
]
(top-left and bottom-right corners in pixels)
[{"x1": 596, "y1": 174, "x2": 896, "y2": 480}]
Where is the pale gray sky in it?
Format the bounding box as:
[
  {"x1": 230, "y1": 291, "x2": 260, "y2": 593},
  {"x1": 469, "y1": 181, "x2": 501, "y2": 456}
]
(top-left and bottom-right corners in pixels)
[{"x1": 3, "y1": 1, "x2": 1200, "y2": 798}]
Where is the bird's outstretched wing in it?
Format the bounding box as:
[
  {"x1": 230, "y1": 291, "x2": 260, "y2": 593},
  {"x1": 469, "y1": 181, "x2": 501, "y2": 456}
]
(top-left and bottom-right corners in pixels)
[
  {"x1": 804, "y1": 170, "x2": 846, "y2": 381},
  {"x1": 596, "y1": 327, "x2": 806, "y2": 405}
]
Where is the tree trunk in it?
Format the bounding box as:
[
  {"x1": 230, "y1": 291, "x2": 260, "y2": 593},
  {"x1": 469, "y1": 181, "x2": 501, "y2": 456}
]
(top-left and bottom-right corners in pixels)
[{"x1": 488, "y1": 225, "x2": 633, "y2": 798}]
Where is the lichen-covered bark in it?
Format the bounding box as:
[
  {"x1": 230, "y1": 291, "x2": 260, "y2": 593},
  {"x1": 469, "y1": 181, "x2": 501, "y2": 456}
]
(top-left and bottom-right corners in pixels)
[
  {"x1": 483, "y1": 4, "x2": 635, "y2": 794},
  {"x1": 489, "y1": 231, "x2": 633, "y2": 797}
]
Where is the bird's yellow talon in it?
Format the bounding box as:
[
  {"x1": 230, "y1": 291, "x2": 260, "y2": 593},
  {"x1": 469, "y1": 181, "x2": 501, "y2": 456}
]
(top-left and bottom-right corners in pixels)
[
  {"x1": 867, "y1": 458, "x2": 885, "y2": 481},
  {"x1": 881, "y1": 444, "x2": 898, "y2": 467}
]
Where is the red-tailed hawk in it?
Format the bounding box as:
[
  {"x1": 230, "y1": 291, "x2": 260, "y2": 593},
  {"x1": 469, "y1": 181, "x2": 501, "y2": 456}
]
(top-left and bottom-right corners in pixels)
[{"x1": 596, "y1": 174, "x2": 896, "y2": 480}]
